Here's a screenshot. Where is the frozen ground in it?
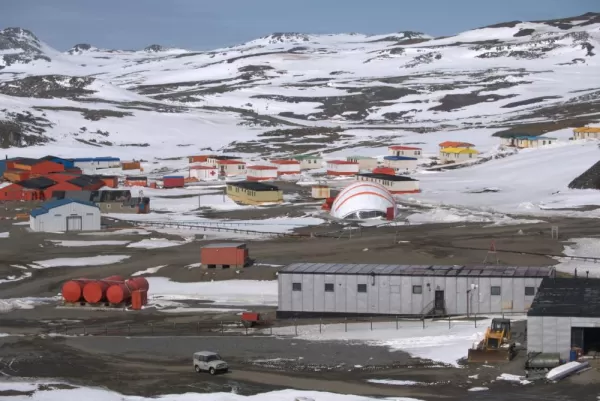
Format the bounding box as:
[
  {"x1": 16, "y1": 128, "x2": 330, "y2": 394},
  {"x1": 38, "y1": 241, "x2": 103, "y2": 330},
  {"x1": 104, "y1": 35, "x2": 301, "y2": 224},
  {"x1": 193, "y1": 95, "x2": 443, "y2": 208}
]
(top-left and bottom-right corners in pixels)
[
  {"x1": 271, "y1": 318, "x2": 496, "y2": 367},
  {"x1": 147, "y1": 278, "x2": 278, "y2": 306},
  {"x1": 0, "y1": 381, "x2": 424, "y2": 401}
]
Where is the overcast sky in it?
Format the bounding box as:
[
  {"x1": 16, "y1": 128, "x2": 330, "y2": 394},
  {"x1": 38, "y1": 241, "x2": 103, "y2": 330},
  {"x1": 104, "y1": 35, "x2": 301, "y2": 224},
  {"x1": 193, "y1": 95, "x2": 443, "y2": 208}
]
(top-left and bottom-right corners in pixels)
[{"x1": 1, "y1": 0, "x2": 597, "y2": 50}]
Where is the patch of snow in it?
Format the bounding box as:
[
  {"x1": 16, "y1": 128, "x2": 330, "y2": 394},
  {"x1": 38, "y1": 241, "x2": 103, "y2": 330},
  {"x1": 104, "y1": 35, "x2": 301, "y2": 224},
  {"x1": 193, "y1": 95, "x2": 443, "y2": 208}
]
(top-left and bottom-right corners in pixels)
[
  {"x1": 468, "y1": 387, "x2": 489, "y2": 391},
  {"x1": 31, "y1": 255, "x2": 131, "y2": 268},
  {"x1": 368, "y1": 379, "x2": 423, "y2": 386},
  {"x1": 48, "y1": 240, "x2": 130, "y2": 247},
  {"x1": 497, "y1": 373, "x2": 531, "y2": 385},
  {"x1": 79, "y1": 229, "x2": 151, "y2": 236},
  {"x1": 0, "y1": 271, "x2": 32, "y2": 284},
  {"x1": 0, "y1": 232, "x2": 9, "y2": 238},
  {"x1": 132, "y1": 265, "x2": 166, "y2": 276},
  {"x1": 147, "y1": 278, "x2": 278, "y2": 305},
  {"x1": 406, "y1": 206, "x2": 544, "y2": 226},
  {"x1": 12, "y1": 221, "x2": 30, "y2": 226},
  {"x1": 186, "y1": 263, "x2": 201, "y2": 269},
  {"x1": 127, "y1": 238, "x2": 191, "y2": 249},
  {"x1": 0, "y1": 297, "x2": 57, "y2": 313},
  {"x1": 158, "y1": 307, "x2": 245, "y2": 314},
  {"x1": 0, "y1": 380, "x2": 428, "y2": 401}
]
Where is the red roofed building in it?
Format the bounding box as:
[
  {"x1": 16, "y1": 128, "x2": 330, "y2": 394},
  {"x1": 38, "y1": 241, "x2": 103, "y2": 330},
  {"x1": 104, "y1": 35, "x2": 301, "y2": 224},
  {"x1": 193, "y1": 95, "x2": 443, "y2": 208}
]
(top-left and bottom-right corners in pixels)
[
  {"x1": 217, "y1": 159, "x2": 246, "y2": 177},
  {"x1": 247, "y1": 165, "x2": 278, "y2": 181},
  {"x1": 326, "y1": 160, "x2": 359, "y2": 176},
  {"x1": 388, "y1": 145, "x2": 422, "y2": 158},
  {"x1": 438, "y1": 141, "x2": 474, "y2": 149},
  {"x1": 270, "y1": 159, "x2": 301, "y2": 176}
]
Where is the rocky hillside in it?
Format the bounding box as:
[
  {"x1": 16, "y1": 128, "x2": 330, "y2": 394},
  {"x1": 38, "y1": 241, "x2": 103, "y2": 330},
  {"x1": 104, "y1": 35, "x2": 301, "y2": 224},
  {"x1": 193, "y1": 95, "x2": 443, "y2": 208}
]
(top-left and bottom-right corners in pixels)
[{"x1": 0, "y1": 12, "x2": 599, "y2": 155}]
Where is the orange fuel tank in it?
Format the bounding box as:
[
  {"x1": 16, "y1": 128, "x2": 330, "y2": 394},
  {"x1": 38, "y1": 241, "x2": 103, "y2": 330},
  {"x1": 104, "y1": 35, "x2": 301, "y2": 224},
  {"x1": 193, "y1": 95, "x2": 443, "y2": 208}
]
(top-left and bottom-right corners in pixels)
[
  {"x1": 82, "y1": 275, "x2": 124, "y2": 304},
  {"x1": 106, "y1": 277, "x2": 149, "y2": 305},
  {"x1": 61, "y1": 279, "x2": 91, "y2": 303}
]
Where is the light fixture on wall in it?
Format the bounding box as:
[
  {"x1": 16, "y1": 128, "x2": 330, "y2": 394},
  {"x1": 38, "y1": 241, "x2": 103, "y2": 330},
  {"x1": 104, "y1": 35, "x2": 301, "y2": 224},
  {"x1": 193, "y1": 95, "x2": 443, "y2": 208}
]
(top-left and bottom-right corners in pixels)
[
  {"x1": 426, "y1": 283, "x2": 431, "y2": 292},
  {"x1": 370, "y1": 272, "x2": 376, "y2": 286}
]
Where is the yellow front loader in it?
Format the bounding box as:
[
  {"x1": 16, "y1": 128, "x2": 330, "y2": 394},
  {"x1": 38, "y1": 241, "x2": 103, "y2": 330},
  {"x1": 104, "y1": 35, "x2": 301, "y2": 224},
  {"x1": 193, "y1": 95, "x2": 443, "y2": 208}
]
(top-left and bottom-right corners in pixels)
[{"x1": 468, "y1": 318, "x2": 516, "y2": 363}]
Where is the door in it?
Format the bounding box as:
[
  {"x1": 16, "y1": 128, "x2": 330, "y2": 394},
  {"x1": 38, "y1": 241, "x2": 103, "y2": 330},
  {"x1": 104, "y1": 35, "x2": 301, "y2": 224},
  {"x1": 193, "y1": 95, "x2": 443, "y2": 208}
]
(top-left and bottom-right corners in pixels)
[
  {"x1": 66, "y1": 216, "x2": 83, "y2": 232},
  {"x1": 435, "y1": 290, "x2": 445, "y2": 310}
]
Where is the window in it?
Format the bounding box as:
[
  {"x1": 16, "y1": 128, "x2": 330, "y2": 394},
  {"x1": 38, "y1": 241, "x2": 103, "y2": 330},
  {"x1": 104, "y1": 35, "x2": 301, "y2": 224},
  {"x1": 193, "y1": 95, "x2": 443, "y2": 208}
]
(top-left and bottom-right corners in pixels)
[
  {"x1": 416, "y1": 151, "x2": 421, "y2": 155},
  {"x1": 491, "y1": 286, "x2": 501, "y2": 296},
  {"x1": 325, "y1": 283, "x2": 334, "y2": 292},
  {"x1": 412, "y1": 285, "x2": 422, "y2": 294},
  {"x1": 292, "y1": 282, "x2": 302, "y2": 291},
  {"x1": 357, "y1": 284, "x2": 367, "y2": 293},
  {"x1": 525, "y1": 286, "x2": 535, "y2": 296}
]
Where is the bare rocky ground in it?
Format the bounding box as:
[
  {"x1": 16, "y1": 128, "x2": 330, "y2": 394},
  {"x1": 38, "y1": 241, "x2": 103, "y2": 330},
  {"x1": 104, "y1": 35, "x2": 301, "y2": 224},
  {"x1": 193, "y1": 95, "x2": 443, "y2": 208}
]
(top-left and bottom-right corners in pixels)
[{"x1": 2, "y1": 202, "x2": 600, "y2": 399}]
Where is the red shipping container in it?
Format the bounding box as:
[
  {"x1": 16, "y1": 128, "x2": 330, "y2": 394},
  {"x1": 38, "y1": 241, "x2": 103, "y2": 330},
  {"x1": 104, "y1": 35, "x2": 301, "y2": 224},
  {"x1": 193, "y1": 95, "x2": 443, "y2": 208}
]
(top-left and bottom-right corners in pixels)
[
  {"x1": 201, "y1": 243, "x2": 249, "y2": 267},
  {"x1": 163, "y1": 176, "x2": 185, "y2": 188}
]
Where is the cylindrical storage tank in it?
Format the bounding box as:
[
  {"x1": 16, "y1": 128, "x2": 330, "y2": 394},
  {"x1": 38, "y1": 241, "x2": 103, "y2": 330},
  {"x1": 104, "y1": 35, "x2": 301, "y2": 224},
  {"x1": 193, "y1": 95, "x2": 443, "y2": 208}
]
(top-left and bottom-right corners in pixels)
[
  {"x1": 526, "y1": 353, "x2": 561, "y2": 369},
  {"x1": 82, "y1": 275, "x2": 124, "y2": 304},
  {"x1": 61, "y1": 279, "x2": 90, "y2": 303},
  {"x1": 106, "y1": 277, "x2": 149, "y2": 305},
  {"x1": 128, "y1": 277, "x2": 149, "y2": 291}
]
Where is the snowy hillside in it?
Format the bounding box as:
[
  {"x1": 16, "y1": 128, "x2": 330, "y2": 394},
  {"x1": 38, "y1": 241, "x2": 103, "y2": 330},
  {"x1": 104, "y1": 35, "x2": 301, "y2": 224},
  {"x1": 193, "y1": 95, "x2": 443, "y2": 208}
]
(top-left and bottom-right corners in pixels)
[{"x1": 0, "y1": 13, "x2": 599, "y2": 157}]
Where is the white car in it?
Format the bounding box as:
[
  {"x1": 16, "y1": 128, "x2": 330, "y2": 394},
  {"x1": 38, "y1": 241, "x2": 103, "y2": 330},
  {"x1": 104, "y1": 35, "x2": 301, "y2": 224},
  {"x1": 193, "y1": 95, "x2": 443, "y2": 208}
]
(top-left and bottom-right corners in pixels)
[{"x1": 193, "y1": 351, "x2": 228, "y2": 375}]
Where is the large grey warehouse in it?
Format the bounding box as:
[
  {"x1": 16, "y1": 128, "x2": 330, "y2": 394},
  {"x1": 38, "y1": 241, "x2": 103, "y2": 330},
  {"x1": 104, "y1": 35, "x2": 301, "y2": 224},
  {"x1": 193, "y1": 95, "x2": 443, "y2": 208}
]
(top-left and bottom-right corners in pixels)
[
  {"x1": 277, "y1": 263, "x2": 554, "y2": 318},
  {"x1": 527, "y1": 277, "x2": 600, "y2": 360}
]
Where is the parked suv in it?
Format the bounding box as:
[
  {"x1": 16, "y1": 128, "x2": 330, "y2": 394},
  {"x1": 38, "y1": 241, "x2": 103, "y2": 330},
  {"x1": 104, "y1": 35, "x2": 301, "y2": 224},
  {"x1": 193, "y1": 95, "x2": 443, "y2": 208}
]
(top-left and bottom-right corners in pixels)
[{"x1": 193, "y1": 351, "x2": 228, "y2": 375}]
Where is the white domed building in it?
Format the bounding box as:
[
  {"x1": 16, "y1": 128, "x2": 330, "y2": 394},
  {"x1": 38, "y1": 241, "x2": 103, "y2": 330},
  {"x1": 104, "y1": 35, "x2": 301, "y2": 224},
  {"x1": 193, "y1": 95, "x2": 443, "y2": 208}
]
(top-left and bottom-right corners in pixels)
[{"x1": 330, "y1": 181, "x2": 397, "y2": 220}]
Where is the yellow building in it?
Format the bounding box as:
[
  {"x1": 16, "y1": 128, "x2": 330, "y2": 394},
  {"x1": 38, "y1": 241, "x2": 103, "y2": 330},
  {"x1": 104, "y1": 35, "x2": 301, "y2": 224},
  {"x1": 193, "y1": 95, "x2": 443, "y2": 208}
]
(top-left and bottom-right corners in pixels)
[
  {"x1": 439, "y1": 147, "x2": 479, "y2": 163},
  {"x1": 226, "y1": 181, "x2": 283, "y2": 205},
  {"x1": 573, "y1": 127, "x2": 600, "y2": 140}
]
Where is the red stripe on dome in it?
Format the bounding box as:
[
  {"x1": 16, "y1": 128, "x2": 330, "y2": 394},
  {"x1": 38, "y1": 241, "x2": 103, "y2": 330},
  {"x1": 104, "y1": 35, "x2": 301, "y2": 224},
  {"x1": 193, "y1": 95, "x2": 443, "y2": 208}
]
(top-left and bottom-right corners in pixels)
[{"x1": 334, "y1": 191, "x2": 395, "y2": 213}]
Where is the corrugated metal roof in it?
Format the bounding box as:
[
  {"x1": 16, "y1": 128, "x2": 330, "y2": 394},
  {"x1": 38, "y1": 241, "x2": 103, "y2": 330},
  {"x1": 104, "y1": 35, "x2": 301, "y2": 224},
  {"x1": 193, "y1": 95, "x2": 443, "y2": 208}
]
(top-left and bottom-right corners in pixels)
[
  {"x1": 30, "y1": 198, "x2": 98, "y2": 218},
  {"x1": 528, "y1": 277, "x2": 600, "y2": 317},
  {"x1": 202, "y1": 242, "x2": 246, "y2": 248},
  {"x1": 279, "y1": 263, "x2": 553, "y2": 277}
]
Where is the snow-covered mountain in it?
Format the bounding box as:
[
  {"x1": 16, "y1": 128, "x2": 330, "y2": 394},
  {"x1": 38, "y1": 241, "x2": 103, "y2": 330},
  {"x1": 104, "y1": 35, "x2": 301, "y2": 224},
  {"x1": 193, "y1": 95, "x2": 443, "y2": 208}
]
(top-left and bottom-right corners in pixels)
[{"x1": 0, "y1": 12, "x2": 599, "y2": 157}]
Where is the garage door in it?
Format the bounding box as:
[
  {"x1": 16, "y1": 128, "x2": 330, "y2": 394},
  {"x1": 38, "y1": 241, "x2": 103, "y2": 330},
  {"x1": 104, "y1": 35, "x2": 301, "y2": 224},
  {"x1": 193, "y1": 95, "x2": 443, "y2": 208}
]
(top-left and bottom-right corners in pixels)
[{"x1": 66, "y1": 216, "x2": 83, "y2": 232}]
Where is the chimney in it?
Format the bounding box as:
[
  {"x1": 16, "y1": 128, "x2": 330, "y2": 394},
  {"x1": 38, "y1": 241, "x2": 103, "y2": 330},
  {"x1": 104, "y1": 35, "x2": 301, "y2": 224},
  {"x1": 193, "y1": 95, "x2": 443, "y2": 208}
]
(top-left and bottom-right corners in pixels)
[{"x1": 586, "y1": 271, "x2": 590, "y2": 279}]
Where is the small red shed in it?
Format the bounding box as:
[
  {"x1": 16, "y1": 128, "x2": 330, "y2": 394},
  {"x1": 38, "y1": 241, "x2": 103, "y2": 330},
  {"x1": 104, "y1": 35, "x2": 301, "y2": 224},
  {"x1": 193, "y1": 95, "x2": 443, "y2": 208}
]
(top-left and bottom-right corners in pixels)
[
  {"x1": 163, "y1": 175, "x2": 185, "y2": 188},
  {"x1": 200, "y1": 242, "x2": 250, "y2": 269}
]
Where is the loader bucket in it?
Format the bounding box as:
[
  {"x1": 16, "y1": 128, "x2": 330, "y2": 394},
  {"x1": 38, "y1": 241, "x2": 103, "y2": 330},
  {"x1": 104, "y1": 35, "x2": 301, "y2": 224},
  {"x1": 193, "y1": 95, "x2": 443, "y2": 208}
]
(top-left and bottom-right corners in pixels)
[{"x1": 468, "y1": 348, "x2": 514, "y2": 363}]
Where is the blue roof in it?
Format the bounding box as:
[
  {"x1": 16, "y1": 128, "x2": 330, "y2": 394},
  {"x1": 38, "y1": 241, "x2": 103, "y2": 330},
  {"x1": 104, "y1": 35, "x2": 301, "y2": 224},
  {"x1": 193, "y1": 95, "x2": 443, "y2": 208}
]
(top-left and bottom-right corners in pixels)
[
  {"x1": 383, "y1": 156, "x2": 418, "y2": 161},
  {"x1": 164, "y1": 175, "x2": 184, "y2": 179},
  {"x1": 72, "y1": 157, "x2": 120, "y2": 162},
  {"x1": 513, "y1": 136, "x2": 556, "y2": 140},
  {"x1": 30, "y1": 198, "x2": 99, "y2": 218}
]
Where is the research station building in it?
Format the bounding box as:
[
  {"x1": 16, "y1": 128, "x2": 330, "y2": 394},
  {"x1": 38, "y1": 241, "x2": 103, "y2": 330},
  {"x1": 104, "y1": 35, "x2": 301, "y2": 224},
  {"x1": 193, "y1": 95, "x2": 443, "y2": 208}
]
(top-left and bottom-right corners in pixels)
[
  {"x1": 30, "y1": 199, "x2": 101, "y2": 232},
  {"x1": 277, "y1": 263, "x2": 553, "y2": 318},
  {"x1": 527, "y1": 277, "x2": 600, "y2": 360}
]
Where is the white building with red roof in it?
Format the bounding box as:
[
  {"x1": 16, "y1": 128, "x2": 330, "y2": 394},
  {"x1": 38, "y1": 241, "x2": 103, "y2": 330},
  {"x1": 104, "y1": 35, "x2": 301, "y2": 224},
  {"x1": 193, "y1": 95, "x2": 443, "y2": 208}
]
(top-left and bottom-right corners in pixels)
[{"x1": 388, "y1": 145, "x2": 422, "y2": 158}]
